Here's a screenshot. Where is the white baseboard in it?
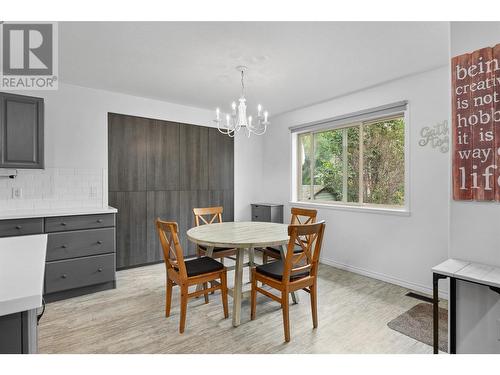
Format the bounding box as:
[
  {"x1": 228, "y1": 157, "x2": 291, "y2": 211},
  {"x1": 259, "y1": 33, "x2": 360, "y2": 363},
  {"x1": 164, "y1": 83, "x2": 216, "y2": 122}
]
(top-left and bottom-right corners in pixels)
[{"x1": 320, "y1": 256, "x2": 449, "y2": 300}]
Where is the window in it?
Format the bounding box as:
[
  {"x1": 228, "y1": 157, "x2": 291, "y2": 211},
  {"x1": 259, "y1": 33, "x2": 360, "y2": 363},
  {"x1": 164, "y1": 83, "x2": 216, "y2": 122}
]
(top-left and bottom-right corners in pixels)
[{"x1": 297, "y1": 115, "x2": 405, "y2": 208}]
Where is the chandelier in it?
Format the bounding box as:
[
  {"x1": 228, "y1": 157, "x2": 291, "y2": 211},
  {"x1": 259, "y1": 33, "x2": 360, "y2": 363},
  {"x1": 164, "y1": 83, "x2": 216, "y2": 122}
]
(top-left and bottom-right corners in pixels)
[{"x1": 214, "y1": 66, "x2": 269, "y2": 137}]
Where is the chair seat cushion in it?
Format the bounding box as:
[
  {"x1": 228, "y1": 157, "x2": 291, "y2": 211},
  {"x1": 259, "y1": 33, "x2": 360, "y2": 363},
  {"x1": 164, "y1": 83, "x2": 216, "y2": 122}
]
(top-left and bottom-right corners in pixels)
[
  {"x1": 255, "y1": 260, "x2": 309, "y2": 281},
  {"x1": 184, "y1": 256, "x2": 224, "y2": 277},
  {"x1": 265, "y1": 244, "x2": 303, "y2": 255},
  {"x1": 199, "y1": 245, "x2": 235, "y2": 253}
]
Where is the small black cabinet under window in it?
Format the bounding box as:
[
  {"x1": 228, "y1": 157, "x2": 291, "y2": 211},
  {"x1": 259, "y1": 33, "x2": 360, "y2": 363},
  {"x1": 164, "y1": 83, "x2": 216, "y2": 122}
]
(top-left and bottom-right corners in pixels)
[
  {"x1": 0, "y1": 92, "x2": 44, "y2": 169},
  {"x1": 251, "y1": 203, "x2": 284, "y2": 223}
]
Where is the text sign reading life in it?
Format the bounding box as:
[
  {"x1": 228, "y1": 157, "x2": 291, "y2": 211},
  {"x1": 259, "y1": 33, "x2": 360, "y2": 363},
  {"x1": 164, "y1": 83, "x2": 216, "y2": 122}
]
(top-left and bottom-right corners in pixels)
[{"x1": 452, "y1": 44, "x2": 500, "y2": 201}]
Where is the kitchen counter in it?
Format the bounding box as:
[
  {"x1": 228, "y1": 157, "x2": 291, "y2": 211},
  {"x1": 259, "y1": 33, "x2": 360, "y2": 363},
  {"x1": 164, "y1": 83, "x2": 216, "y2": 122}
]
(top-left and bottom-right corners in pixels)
[
  {"x1": 0, "y1": 206, "x2": 117, "y2": 220},
  {"x1": 0, "y1": 234, "x2": 48, "y2": 317},
  {"x1": 0, "y1": 234, "x2": 47, "y2": 353}
]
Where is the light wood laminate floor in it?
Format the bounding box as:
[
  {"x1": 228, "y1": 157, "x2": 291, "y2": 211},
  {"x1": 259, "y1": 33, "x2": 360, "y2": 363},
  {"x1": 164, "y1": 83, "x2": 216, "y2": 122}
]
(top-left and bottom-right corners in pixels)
[{"x1": 39, "y1": 259, "x2": 437, "y2": 354}]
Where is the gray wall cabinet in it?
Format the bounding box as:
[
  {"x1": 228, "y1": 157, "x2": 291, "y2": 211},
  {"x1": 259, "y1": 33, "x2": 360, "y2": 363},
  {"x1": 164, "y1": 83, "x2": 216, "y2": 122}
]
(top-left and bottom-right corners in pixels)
[
  {"x1": 0, "y1": 92, "x2": 44, "y2": 169},
  {"x1": 108, "y1": 113, "x2": 234, "y2": 269}
]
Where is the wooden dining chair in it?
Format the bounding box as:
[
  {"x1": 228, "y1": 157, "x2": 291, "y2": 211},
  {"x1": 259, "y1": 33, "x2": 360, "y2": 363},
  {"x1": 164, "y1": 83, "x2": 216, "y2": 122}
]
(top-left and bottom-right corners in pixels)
[
  {"x1": 193, "y1": 206, "x2": 237, "y2": 265},
  {"x1": 250, "y1": 220, "x2": 326, "y2": 342},
  {"x1": 261, "y1": 207, "x2": 317, "y2": 264},
  {"x1": 156, "y1": 218, "x2": 229, "y2": 333}
]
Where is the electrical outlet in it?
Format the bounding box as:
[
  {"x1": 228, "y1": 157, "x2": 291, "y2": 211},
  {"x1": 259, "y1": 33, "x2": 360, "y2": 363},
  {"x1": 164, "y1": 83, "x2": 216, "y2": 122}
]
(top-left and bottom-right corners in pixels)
[{"x1": 11, "y1": 187, "x2": 22, "y2": 199}]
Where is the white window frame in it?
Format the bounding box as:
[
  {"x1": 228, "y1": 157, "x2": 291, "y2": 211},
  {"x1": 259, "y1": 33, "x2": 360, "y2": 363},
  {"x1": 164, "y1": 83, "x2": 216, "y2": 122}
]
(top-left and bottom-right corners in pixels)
[{"x1": 290, "y1": 106, "x2": 410, "y2": 216}]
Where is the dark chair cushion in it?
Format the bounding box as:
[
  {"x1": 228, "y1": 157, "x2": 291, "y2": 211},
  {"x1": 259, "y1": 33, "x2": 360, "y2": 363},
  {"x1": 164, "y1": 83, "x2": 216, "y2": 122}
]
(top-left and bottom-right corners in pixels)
[
  {"x1": 183, "y1": 256, "x2": 224, "y2": 277},
  {"x1": 255, "y1": 260, "x2": 309, "y2": 281},
  {"x1": 265, "y1": 244, "x2": 303, "y2": 255},
  {"x1": 199, "y1": 245, "x2": 235, "y2": 253}
]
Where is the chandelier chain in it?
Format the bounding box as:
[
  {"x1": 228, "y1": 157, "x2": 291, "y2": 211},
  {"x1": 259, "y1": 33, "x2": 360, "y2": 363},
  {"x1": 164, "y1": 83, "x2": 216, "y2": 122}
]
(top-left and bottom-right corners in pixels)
[{"x1": 240, "y1": 70, "x2": 245, "y2": 96}]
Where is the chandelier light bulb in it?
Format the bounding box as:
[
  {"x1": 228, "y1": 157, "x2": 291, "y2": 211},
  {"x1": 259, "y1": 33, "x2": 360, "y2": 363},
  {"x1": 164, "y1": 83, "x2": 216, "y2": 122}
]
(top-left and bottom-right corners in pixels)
[
  {"x1": 216, "y1": 107, "x2": 220, "y2": 121},
  {"x1": 257, "y1": 104, "x2": 262, "y2": 116}
]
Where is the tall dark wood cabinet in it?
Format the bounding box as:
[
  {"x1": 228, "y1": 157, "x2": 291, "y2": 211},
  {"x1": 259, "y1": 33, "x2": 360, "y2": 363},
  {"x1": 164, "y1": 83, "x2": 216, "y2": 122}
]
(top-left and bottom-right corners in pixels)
[
  {"x1": 0, "y1": 92, "x2": 44, "y2": 169},
  {"x1": 108, "y1": 113, "x2": 234, "y2": 269}
]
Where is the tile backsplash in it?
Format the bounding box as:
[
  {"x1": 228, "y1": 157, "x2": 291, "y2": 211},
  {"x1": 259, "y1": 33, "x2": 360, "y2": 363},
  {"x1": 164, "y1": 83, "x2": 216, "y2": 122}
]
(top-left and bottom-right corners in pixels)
[{"x1": 0, "y1": 168, "x2": 107, "y2": 210}]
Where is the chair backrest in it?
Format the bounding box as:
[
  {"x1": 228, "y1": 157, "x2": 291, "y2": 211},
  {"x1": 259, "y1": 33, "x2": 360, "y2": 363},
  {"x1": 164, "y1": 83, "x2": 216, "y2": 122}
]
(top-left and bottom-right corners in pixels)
[
  {"x1": 290, "y1": 207, "x2": 317, "y2": 225},
  {"x1": 193, "y1": 206, "x2": 224, "y2": 226},
  {"x1": 282, "y1": 221, "x2": 326, "y2": 283},
  {"x1": 156, "y1": 219, "x2": 187, "y2": 279}
]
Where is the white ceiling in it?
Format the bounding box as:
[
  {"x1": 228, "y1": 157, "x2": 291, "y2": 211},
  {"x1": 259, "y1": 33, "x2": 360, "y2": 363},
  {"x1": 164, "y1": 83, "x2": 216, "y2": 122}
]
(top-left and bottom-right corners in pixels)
[{"x1": 59, "y1": 22, "x2": 449, "y2": 116}]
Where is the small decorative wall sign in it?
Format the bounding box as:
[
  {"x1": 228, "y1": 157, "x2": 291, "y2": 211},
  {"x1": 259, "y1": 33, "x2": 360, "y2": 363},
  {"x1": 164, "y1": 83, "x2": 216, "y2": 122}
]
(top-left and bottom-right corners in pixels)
[
  {"x1": 418, "y1": 120, "x2": 449, "y2": 153},
  {"x1": 452, "y1": 43, "x2": 500, "y2": 201}
]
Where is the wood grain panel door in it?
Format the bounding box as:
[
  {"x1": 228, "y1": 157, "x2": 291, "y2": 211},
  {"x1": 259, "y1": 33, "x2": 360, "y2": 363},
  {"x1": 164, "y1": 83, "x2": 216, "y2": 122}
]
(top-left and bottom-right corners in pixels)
[
  {"x1": 180, "y1": 124, "x2": 209, "y2": 190},
  {"x1": 146, "y1": 191, "x2": 180, "y2": 261},
  {"x1": 109, "y1": 191, "x2": 147, "y2": 269},
  {"x1": 209, "y1": 190, "x2": 234, "y2": 222},
  {"x1": 147, "y1": 120, "x2": 180, "y2": 191},
  {"x1": 179, "y1": 190, "x2": 209, "y2": 255},
  {"x1": 208, "y1": 128, "x2": 234, "y2": 190},
  {"x1": 108, "y1": 113, "x2": 148, "y2": 192}
]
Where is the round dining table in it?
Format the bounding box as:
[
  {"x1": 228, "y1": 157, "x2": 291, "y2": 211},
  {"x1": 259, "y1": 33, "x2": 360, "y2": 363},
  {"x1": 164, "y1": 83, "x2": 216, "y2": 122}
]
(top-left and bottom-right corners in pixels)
[{"x1": 187, "y1": 221, "x2": 290, "y2": 327}]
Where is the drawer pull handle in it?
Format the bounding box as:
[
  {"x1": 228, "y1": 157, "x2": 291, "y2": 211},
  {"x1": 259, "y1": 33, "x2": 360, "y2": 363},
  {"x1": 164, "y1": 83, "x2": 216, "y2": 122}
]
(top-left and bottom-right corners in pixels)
[
  {"x1": 97, "y1": 219, "x2": 103, "y2": 223},
  {"x1": 15, "y1": 225, "x2": 22, "y2": 230},
  {"x1": 61, "y1": 244, "x2": 67, "y2": 249},
  {"x1": 61, "y1": 274, "x2": 67, "y2": 279},
  {"x1": 61, "y1": 222, "x2": 67, "y2": 226},
  {"x1": 98, "y1": 268, "x2": 103, "y2": 272},
  {"x1": 97, "y1": 240, "x2": 103, "y2": 245}
]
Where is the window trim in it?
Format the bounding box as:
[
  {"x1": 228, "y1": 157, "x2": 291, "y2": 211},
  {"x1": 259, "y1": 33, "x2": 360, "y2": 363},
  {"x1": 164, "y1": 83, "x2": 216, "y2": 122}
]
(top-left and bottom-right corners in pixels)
[
  {"x1": 291, "y1": 105, "x2": 411, "y2": 215},
  {"x1": 288, "y1": 200, "x2": 411, "y2": 216}
]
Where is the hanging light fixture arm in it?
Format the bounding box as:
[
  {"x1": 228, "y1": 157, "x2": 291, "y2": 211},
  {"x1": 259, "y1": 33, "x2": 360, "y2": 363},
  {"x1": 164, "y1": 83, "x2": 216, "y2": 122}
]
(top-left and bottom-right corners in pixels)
[{"x1": 214, "y1": 66, "x2": 270, "y2": 137}]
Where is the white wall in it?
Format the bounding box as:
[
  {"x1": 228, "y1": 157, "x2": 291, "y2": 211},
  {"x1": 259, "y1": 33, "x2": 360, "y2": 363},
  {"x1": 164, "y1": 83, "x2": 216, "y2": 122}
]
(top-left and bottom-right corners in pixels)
[
  {"x1": 0, "y1": 82, "x2": 259, "y2": 220},
  {"x1": 258, "y1": 66, "x2": 450, "y2": 295},
  {"x1": 449, "y1": 21, "x2": 500, "y2": 354},
  {"x1": 234, "y1": 132, "x2": 264, "y2": 221}
]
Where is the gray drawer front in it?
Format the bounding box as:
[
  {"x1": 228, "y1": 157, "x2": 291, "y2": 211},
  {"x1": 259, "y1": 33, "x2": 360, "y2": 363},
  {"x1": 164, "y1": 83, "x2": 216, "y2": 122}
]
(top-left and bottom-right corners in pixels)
[
  {"x1": 46, "y1": 228, "x2": 116, "y2": 261},
  {"x1": 0, "y1": 218, "x2": 44, "y2": 237},
  {"x1": 251, "y1": 205, "x2": 270, "y2": 222},
  {"x1": 45, "y1": 214, "x2": 115, "y2": 232},
  {"x1": 45, "y1": 254, "x2": 115, "y2": 294}
]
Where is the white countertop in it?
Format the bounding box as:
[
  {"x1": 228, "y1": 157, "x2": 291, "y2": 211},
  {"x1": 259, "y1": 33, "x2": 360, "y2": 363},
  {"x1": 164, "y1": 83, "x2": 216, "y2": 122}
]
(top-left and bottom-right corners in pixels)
[
  {"x1": 0, "y1": 206, "x2": 117, "y2": 220},
  {"x1": 433, "y1": 258, "x2": 500, "y2": 289},
  {"x1": 0, "y1": 234, "x2": 48, "y2": 316}
]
